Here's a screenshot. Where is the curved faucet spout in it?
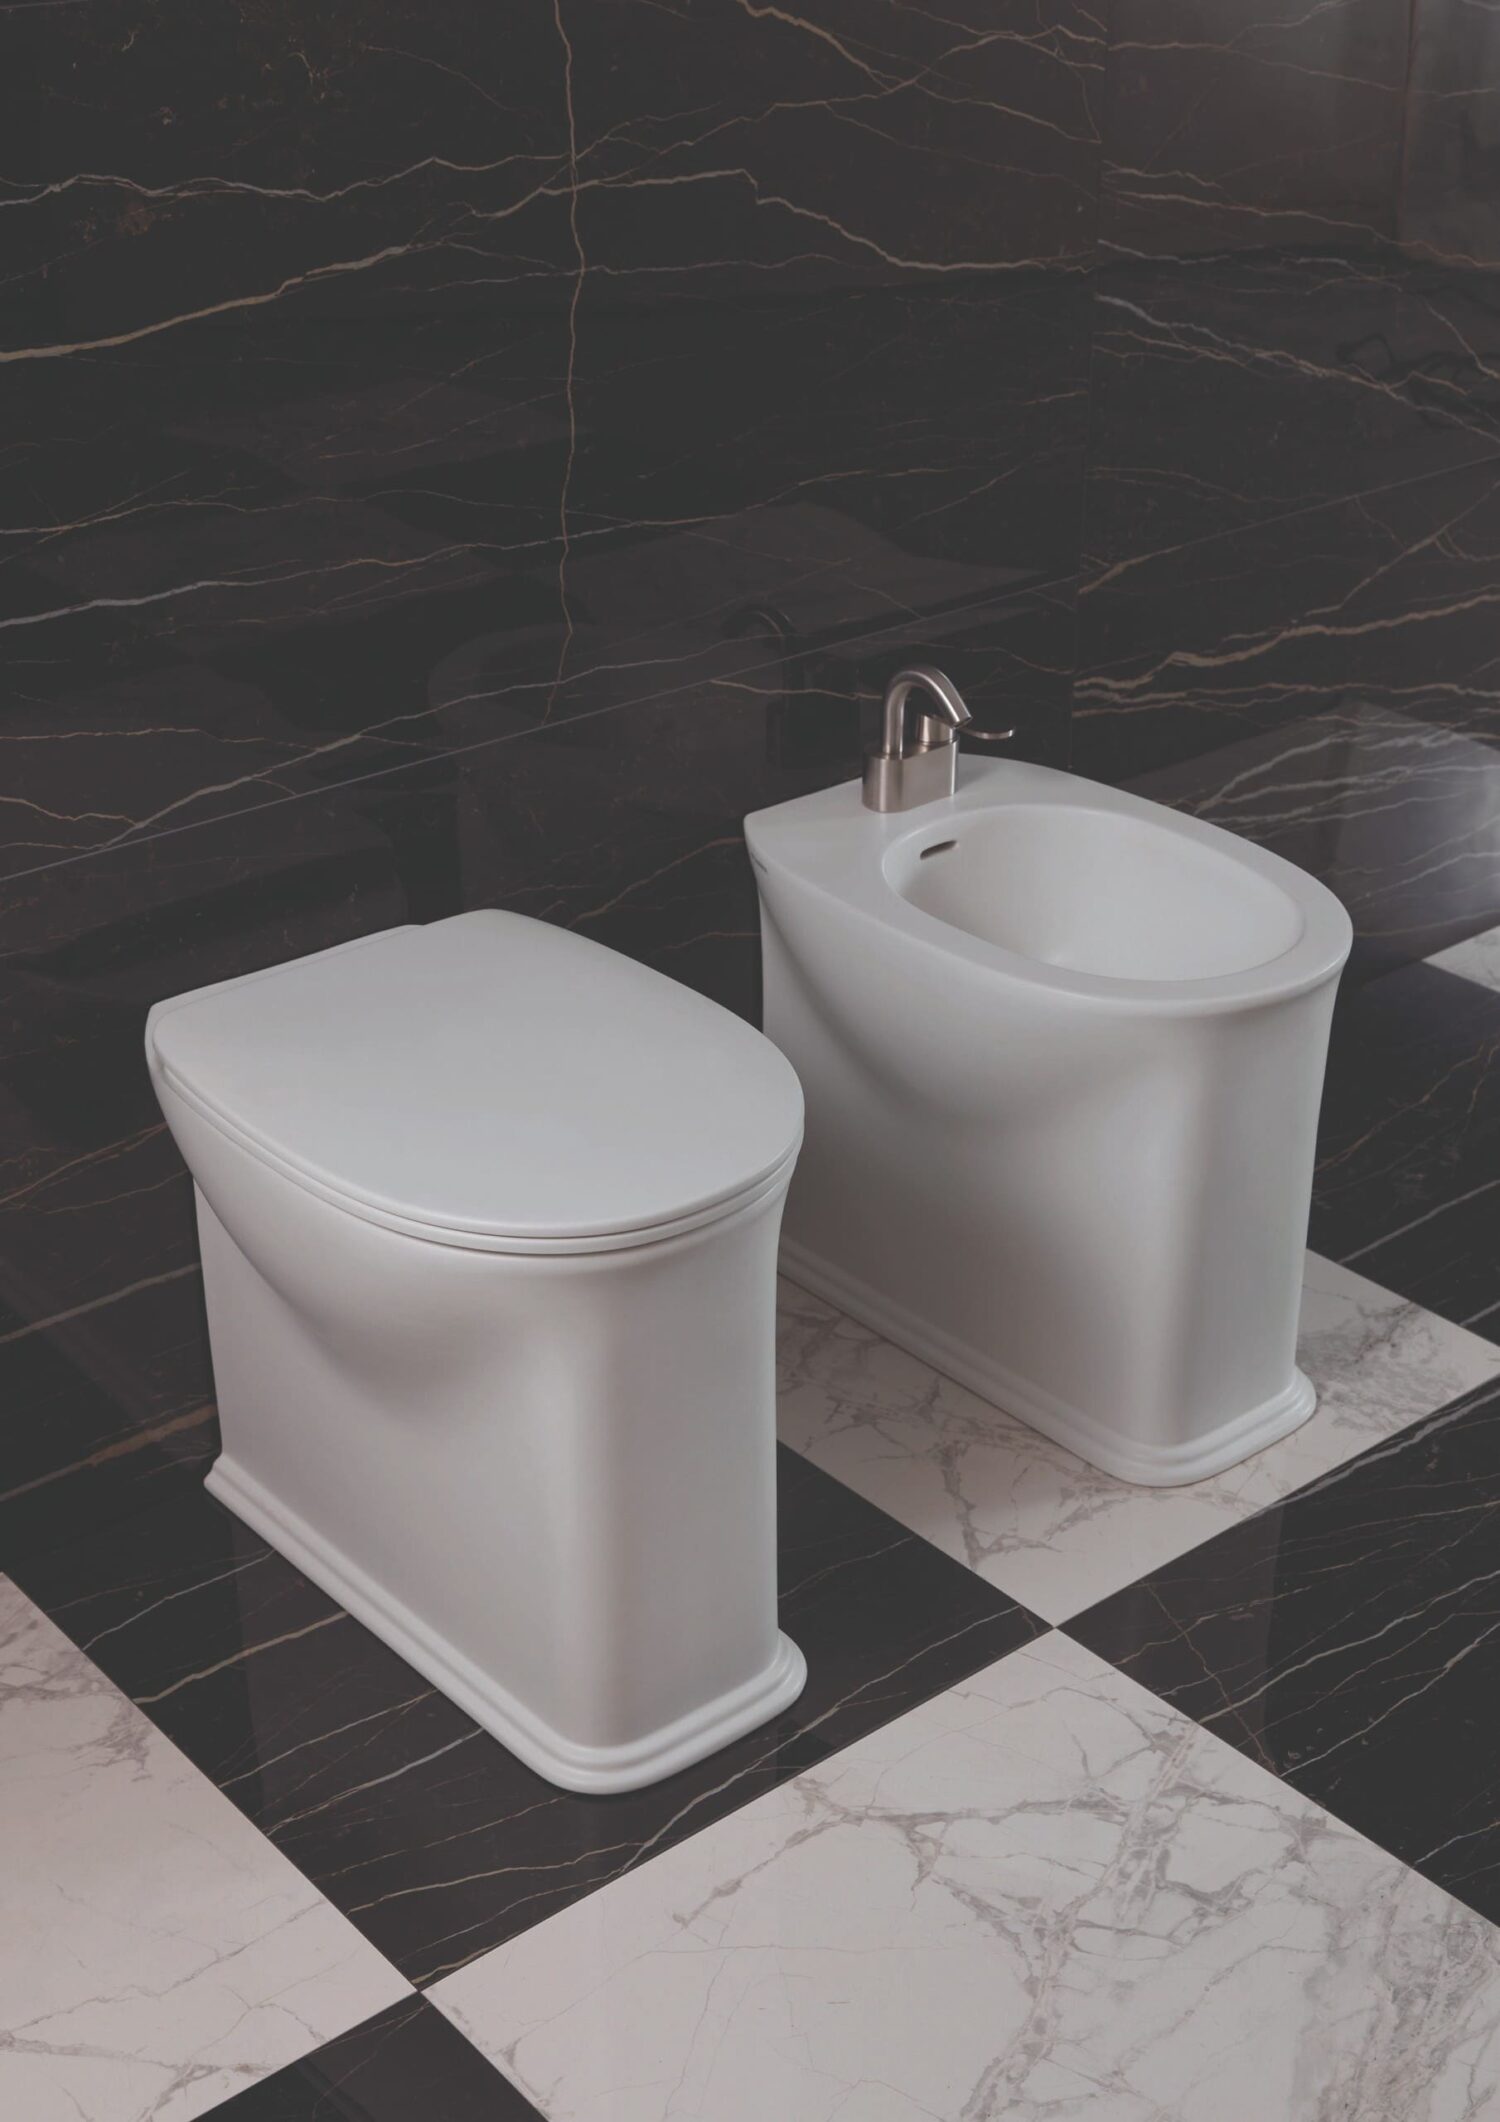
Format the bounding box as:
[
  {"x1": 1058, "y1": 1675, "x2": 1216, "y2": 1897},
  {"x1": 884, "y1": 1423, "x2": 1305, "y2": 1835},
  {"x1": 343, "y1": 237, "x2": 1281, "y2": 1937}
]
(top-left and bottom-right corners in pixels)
[
  {"x1": 864, "y1": 665, "x2": 991, "y2": 813},
  {"x1": 880, "y1": 667, "x2": 973, "y2": 759}
]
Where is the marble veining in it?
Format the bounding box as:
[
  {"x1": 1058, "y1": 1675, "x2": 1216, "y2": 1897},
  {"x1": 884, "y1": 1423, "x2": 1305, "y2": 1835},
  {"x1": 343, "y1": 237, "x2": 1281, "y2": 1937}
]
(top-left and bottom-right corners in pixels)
[
  {"x1": 206, "y1": 1996, "x2": 542, "y2": 2120},
  {"x1": 434, "y1": 1631, "x2": 1500, "y2": 2122},
  {"x1": 0, "y1": 1575, "x2": 408, "y2": 2121},
  {"x1": 1311, "y1": 958, "x2": 1500, "y2": 1342},
  {"x1": 1069, "y1": 9, "x2": 1500, "y2": 1352},
  {"x1": 1100, "y1": 0, "x2": 1409, "y2": 258},
  {"x1": 777, "y1": 1251, "x2": 1500, "y2": 1623},
  {"x1": 1123, "y1": 705, "x2": 1500, "y2": 986}
]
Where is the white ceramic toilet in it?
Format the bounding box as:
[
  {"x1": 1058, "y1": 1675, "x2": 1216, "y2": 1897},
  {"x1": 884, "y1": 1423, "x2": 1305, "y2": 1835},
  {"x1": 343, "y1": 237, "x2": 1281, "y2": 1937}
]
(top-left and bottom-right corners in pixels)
[
  {"x1": 146, "y1": 911, "x2": 806, "y2": 1793},
  {"x1": 748, "y1": 749, "x2": 1354, "y2": 1487}
]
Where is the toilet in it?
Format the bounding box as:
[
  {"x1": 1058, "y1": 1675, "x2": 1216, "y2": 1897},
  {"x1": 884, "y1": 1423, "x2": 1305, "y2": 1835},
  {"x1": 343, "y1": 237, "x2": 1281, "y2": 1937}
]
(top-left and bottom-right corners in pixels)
[{"x1": 146, "y1": 911, "x2": 807, "y2": 1793}]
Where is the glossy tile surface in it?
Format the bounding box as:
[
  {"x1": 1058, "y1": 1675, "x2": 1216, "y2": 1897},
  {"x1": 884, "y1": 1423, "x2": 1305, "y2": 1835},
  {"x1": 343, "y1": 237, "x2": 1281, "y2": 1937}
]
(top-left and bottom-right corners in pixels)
[
  {"x1": 1078, "y1": 0, "x2": 1500, "y2": 789},
  {"x1": 12, "y1": 1447, "x2": 1038, "y2": 1987},
  {"x1": 0, "y1": 1266, "x2": 217, "y2": 1573},
  {"x1": 1101, "y1": 0, "x2": 1409, "y2": 256},
  {"x1": 1064, "y1": 0, "x2": 1500, "y2": 1365},
  {"x1": 1069, "y1": 1374, "x2": 1500, "y2": 1929},
  {"x1": 1428, "y1": 924, "x2": 1500, "y2": 995},
  {"x1": 1075, "y1": 265, "x2": 1500, "y2": 778},
  {"x1": 778, "y1": 1252, "x2": 1500, "y2": 1623},
  {"x1": 207, "y1": 1997, "x2": 540, "y2": 2121},
  {"x1": 1122, "y1": 707, "x2": 1500, "y2": 988},
  {"x1": 434, "y1": 1632, "x2": 1500, "y2": 2122},
  {"x1": 1311, "y1": 961, "x2": 1500, "y2": 1341},
  {"x1": 0, "y1": 1576, "x2": 408, "y2": 2121}
]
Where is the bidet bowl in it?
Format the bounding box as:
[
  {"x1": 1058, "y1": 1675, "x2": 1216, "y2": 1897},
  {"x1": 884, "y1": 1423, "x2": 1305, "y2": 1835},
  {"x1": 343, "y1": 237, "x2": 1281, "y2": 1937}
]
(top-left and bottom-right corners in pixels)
[
  {"x1": 887, "y1": 802, "x2": 1305, "y2": 983},
  {"x1": 747, "y1": 757, "x2": 1353, "y2": 1486}
]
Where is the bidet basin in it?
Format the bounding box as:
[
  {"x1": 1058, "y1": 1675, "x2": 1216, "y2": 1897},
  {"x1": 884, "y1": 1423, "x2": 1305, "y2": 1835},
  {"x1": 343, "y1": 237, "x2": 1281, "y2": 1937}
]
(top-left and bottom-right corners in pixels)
[
  {"x1": 889, "y1": 803, "x2": 1305, "y2": 982},
  {"x1": 746, "y1": 757, "x2": 1352, "y2": 1486}
]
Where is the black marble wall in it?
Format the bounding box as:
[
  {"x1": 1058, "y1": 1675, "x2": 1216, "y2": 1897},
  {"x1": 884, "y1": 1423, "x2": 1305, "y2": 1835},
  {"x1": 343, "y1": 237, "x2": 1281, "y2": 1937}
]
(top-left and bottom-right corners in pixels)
[
  {"x1": 1078, "y1": 0, "x2": 1500, "y2": 948},
  {"x1": 0, "y1": 1, "x2": 1104, "y2": 1555},
  {"x1": 1076, "y1": 0, "x2": 1500, "y2": 1337}
]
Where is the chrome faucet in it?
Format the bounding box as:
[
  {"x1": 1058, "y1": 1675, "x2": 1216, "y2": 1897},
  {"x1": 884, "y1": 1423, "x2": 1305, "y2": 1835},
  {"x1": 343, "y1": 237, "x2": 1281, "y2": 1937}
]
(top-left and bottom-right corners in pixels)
[{"x1": 862, "y1": 667, "x2": 1011, "y2": 812}]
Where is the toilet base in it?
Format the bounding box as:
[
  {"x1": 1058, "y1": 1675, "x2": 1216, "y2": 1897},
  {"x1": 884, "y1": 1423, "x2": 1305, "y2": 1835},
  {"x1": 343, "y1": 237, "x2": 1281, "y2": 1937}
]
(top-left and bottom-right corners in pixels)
[
  {"x1": 206, "y1": 1455, "x2": 808, "y2": 1795},
  {"x1": 781, "y1": 1241, "x2": 1318, "y2": 1489}
]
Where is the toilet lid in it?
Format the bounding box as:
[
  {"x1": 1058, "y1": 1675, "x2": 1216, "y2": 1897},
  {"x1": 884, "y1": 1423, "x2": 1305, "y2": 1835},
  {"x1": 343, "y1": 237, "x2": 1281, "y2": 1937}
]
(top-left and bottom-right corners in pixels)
[{"x1": 147, "y1": 912, "x2": 803, "y2": 1248}]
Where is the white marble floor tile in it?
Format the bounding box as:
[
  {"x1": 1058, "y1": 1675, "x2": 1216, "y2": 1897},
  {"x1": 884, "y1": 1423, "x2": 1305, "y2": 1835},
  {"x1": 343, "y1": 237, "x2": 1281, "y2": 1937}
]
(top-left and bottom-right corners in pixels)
[
  {"x1": 0, "y1": 1577, "x2": 409, "y2": 2122},
  {"x1": 1426, "y1": 923, "x2": 1500, "y2": 992},
  {"x1": 434, "y1": 1632, "x2": 1500, "y2": 2122},
  {"x1": 776, "y1": 1251, "x2": 1500, "y2": 1624}
]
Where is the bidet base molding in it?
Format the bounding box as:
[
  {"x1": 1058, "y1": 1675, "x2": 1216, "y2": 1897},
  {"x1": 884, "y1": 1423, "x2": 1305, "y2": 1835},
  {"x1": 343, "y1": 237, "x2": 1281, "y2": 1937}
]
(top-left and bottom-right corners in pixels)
[{"x1": 781, "y1": 1240, "x2": 1318, "y2": 1488}]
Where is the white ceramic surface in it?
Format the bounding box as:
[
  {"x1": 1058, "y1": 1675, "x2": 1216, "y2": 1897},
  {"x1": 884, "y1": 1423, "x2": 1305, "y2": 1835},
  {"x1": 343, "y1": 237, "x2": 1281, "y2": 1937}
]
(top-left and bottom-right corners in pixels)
[
  {"x1": 777, "y1": 1251, "x2": 1500, "y2": 1622},
  {"x1": 147, "y1": 909, "x2": 804, "y2": 1248},
  {"x1": 748, "y1": 756, "x2": 1353, "y2": 1486},
  {"x1": 0, "y1": 1578, "x2": 408, "y2": 2122},
  {"x1": 148, "y1": 914, "x2": 806, "y2": 1794},
  {"x1": 434, "y1": 1632, "x2": 1500, "y2": 2122},
  {"x1": 897, "y1": 799, "x2": 1305, "y2": 980}
]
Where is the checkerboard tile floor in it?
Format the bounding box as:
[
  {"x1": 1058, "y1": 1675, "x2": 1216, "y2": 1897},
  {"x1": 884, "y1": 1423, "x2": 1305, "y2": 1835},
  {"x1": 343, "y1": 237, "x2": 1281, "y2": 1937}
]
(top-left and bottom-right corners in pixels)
[{"x1": 8, "y1": 940, "x2": 1500, "y2": 2118}]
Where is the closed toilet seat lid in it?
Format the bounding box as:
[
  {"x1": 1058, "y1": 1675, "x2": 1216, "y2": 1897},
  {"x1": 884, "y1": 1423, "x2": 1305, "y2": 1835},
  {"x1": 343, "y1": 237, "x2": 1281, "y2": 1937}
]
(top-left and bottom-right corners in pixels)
[{"x1": 146, "y1": 911, "x2": 803, "y2": 1250}]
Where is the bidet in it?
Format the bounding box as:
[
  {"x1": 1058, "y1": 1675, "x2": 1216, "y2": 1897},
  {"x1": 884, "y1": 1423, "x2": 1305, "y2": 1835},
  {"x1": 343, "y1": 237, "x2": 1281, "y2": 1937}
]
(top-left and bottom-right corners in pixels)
[{"x1": 747, "y1": 753, "x2": 1352, "y2": 1486}]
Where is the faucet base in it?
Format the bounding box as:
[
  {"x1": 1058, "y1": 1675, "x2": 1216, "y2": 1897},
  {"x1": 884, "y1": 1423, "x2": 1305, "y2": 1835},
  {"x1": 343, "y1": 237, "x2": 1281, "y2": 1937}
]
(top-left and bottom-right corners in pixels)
[{"x1": 862, "y1": 737, "x2": 958, "y2": 813}]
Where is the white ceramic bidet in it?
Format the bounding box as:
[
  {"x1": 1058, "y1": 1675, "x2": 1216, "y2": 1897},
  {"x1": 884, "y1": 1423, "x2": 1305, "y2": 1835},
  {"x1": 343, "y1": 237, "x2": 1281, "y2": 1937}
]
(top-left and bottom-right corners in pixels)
[
  {"x1": 747, "y1": 754, "x2": 1353, "y2": 1486},
  {"x1": 147, "y1": 912, "x2": 806, "y2": 1792}
]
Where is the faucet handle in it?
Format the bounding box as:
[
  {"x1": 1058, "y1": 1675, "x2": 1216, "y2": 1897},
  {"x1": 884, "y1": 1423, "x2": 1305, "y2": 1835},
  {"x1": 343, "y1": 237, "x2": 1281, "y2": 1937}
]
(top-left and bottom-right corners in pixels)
[{"x1": 961, "y1": 724, "x2": 1017, "y2": 746}]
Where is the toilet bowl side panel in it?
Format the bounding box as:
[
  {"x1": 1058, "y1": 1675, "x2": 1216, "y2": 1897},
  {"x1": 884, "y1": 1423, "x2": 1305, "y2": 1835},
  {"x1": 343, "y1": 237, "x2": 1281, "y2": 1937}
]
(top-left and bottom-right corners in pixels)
[{"x1": 165, "y1": 1085, "x2": 790, "y2": 1763}]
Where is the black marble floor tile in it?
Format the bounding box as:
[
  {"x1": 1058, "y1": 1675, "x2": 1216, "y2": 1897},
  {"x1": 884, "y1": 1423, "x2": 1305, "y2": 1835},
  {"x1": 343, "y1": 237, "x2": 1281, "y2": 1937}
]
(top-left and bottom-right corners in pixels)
[
  {"x1": 206, "y1": 1996, "x2": 541, "y2": 2121},
  {"x1": 0, "y1": 1273, "x2": 215, "y2": 1572},
  {"x1": 1067, "y1": 1374, "x2": 1500, "y2": 1925},
  {"x1": 1311, "y1": 959, "x2": 1500, "y2": 1341},
  {"x1": 14, "y1": 1445, "x2": 1040, "y2": 1987}
]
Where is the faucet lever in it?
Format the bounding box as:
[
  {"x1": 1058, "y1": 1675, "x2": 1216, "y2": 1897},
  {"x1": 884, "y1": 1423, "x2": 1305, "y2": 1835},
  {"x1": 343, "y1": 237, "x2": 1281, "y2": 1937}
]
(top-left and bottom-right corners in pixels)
[{"x1": 864, "y1": 666, "x2": 980, "y2": 813}]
